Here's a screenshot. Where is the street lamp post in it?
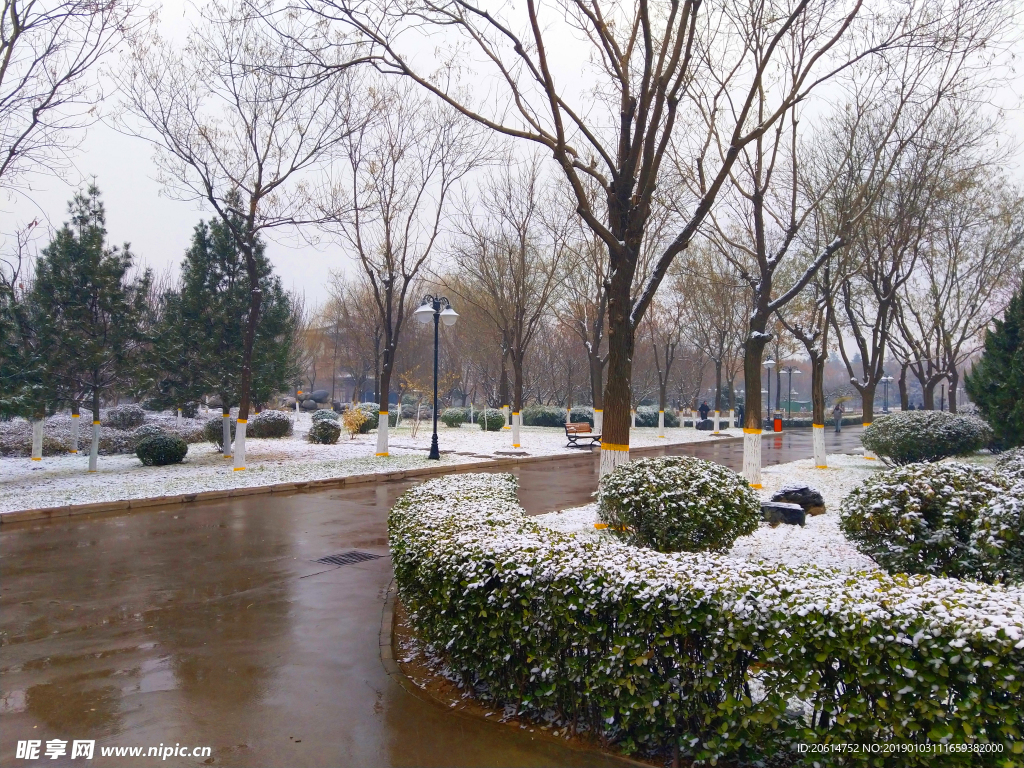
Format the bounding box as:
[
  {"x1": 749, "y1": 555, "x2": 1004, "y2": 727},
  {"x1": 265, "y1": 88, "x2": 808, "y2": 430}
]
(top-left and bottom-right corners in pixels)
[
  {"x1": 764, "y1": 359, "x2": 776, "y2": 428},
  {"x1": 782, "y1": 366, "x2": 801, "y2": 418},
  {"x1": 880, "y1": 374, "x2": 894, "y2": 413},
  {"x1": 414, "y1": 295, "x2": 459, "y2": 460}
]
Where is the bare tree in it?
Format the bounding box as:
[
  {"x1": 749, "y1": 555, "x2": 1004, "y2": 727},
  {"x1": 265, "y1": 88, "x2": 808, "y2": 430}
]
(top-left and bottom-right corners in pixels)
[
  {"x1": 445, "y1": 156, "x2": 567, "y2": 448},
  {"x1": 283, "y1": 0, "x2": 935, "y2": 475},
  {"x1": 643, "y1": 292, "x2": 687, "y2": 437},
  {"x1": 119, "y1": 1, "x2": 369, "y2": 470},
  {"x1": 326, "y1": 79, "x2": 480, "y2": 456},
  {"x1": 1, "y1": 0, "x2": 141, "y2": 190}
]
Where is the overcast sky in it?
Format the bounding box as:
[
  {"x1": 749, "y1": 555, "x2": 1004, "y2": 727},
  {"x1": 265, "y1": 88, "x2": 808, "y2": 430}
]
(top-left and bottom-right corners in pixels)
[{"x1": 4, "y1": 0, "x2": 1024, "y2": 307}]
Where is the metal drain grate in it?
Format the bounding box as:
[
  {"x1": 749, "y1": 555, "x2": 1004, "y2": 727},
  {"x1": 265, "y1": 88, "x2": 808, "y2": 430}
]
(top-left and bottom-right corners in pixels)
[{"x1": 314, "y1": 550, "x2": 384, "y2": 567}]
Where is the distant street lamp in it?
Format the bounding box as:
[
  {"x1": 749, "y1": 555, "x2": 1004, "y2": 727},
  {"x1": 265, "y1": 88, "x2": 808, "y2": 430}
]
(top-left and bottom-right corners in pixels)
[
  {"x1": 414, "y1": 295, "x2": 459, "y2": 460},
  {"x1": 782, "y1": 366, "x2": 801, "y2": 418},
  {"x1": 764, "y1": 359, "x2": 776, "y2": 427},
  {"x1": 880, "y1": 374, "x2": 894, "y2": 413}
]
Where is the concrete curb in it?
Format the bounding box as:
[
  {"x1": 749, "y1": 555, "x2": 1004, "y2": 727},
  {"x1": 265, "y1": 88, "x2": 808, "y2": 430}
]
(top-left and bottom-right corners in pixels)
[{"x1": 0, "y1": 436, "x2": 743, "y2": 526}]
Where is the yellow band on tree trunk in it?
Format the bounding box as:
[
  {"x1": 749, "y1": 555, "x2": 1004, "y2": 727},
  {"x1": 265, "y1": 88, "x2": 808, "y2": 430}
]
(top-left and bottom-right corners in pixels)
[
  {"x1": 863, "y1": 423, "x2": 871, "y2": 427},
  {"x1": 600, "y1": 442, "x2": 629, "y2": 451},
  {"x1": 742, "y1": 428, "x2": 761, "y2": 434},
  {"x1": 812, "y1": 423, "x2": 824, "y2": 428},
  {"x1": 237, "y1": 419, "x2": 247, "y2": 424},
  {"x1": 93, "y1": 421, "x2": 100, "y2": 425},
  {"x1": 72, "y1": 414, "x2": 80, "y2": 418}
]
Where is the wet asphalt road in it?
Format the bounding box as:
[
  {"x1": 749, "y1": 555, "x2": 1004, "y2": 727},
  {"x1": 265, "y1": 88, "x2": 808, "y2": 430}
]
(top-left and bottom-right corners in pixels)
[{"x1": 0, "y1": 428, "x2": 864, "y2": 767}]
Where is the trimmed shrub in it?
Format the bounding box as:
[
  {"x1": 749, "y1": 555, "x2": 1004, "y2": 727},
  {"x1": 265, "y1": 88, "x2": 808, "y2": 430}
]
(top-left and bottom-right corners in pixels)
[
  {"x1": 598, "y1": 456, "x2": 760, "y2": 553},
  {"x1": 997, "y1": 448, "x2": 1024, "y2": 482},
  {"x1": 342, "y1": 408, "x2": 367, "y2": 438},
  {"x1": 972, "y1": 483, "x2": 1024, "y2": 584},
  {"x1": 860, "y1": 411, "x2": 991, "y2": 465},
  {"x1": 308, "y1": 419, "x2": 341, "y2": 444},
  {"x1": 840, "y1": 462, "x2": 1006, "y2": 579},
  {"x1": 203, "y1": 415, "x2": 236, "y2": 447},
  {"x1": 311, "y1": 408, "x2": 340, "y2": 423},
  {"x1": 105, "y1": 404, "x2": 145, "y2": 430},
  {"x1": 521, "y1": 405, "x2": 567, "y2": 427},
  {"x1": 136, "y1": 434, "x2": 188, "y2": 466},
  {"x1": 355, "y1": 403, "x2": 379, "y2": 432},
  {"x1": 634, "y1": 406, "x2": 680, "y2": 428},
  {"x1": 390, "y1": 473, "x2": 1024, "y2": 765},
  {"x1": 130, "y1": 423, "x2": 166, "y2": 450},
  {"x1": 249, "y1": 409, "x2": 293, "y2": 438},
  {"x1": 179, "y1": 402, "x2": 199, "y2": 419},
  {"x1": 440, "y1": 408, "x2": 466, "y2": 428},
  {"x1": 567, "y1": 406, "x2": 593, "y2": 426},
  {"x1": 478, "y1": 408, "x2": 504, "y2": 431}
]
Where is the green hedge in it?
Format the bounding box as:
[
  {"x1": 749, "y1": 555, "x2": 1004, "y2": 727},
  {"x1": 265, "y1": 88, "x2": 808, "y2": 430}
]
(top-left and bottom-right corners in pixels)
[
  {"x1": 389, "y1": 474, "x2": 1024, "y2": 766},
  {"x1": 249, "y1": 409, "x2": 293, "y2": 438},
  {"x1": 440, "y1": 408, "x2": 467, "y2": 428},
  {"x1": 634, "y1": 406, "x2": 680, "y2": 428},
  {"x1": 522, "y1": 406, "x2": 567, "y2": 427},
  {"x1": 478, "y1": 408, "x2": 504, "y2": 431},
  {"x1": 136, "y1": 434, "x2": 188, "y2": 466},
  {"x1": 308, "y1": 419, "x2": 341, "y2": 444},
  {"x1": 861, "y1": 412, "x2": 992, "y2": 465}
]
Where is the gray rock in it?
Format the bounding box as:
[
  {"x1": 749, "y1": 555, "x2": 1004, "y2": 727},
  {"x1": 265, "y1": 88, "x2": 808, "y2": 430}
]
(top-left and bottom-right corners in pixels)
[
  {"x1": 309, "y1": 389, "x2": 330, "y2": 403},
  {"x1": 301, "y1": 399, "x2": 318, "y2": 411},
  {"x1": 207, "y1": 395, "x2": 223, "y2": 408},
  {"x1": 695, "y1": 418, "x2": 714, "y2": 431},
  {"x1": 761, "y1": 501, "x2": 806, "y2": 527},
  {"x1": 772, "y1": 484, "x2": 826, "y2": 516}
]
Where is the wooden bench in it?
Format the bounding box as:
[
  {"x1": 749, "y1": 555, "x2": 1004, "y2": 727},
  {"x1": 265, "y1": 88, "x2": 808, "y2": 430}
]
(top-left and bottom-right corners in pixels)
[{"x1": 565, "y1": 422, "x2": 602, "y2": 448}]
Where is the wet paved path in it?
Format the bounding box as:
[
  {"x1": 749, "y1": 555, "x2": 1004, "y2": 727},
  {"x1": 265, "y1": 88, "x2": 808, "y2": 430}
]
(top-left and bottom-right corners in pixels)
[{"x1": 0, "y1": 428, "x2": 863, "y2": 767}]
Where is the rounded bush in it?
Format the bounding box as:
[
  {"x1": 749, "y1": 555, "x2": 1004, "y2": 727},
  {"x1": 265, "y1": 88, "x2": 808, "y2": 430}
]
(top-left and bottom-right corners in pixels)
[
  {"x1": 567, "y1": 406, "x2": 593, "y2": 426},
  {"x1": 478, "y1": 408, "x2": 505, "y2": 431},
  {"x1": 996, "y1": 448, "x2": 1024, "y2": 482},
  {"x1": 311, "y1": 409, "x2": 340, "y2": 423},
  {"x1": 440, "y1": 408, "x2": 466, "y2": 428},
  {"x1": 521, "y1": 406, "x2": 567, "y2": 427},
  {"x1": 598, "y1": 456, "x2": 760, "y2": 553},
  {"x1": 840, "y1": 462, "x2": 1006, "y2": 579},
  {"x1": 249, "y1": 409, "x2": 293, "y2": 438},
  {"x1": 972, "y1": 483, "x2": 1024, "y2": 584},
  {"x1": 861, "y1": 411, "x2": 991, "y2": 465},
  {"x1": 130, "y1": 423, "x2": 166, "y2": 450},
  {"x1": 136, "y1": 434, "x2": 188, "y2": 466},
  {"x1": 635, "y1": 406, "x2": 680, "y2": 428},
  {"x1": 203, "y1": 415, "x2": 236, "y2": 447},
  {"x1": 354, "y1": 403, "x2": 379, "y2": 432},
  {"x1": 308, "y1": 419, "x2": 341, "y2": 444},
  {"x1": 106, "y1": 404, "x2": 146, "y2": 430}
]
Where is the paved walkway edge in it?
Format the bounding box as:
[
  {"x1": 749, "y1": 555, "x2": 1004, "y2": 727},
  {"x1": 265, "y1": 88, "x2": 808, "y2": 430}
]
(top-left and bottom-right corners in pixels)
[{"x1": 0, "y1": 437, "x2": 743, "y2": 525}]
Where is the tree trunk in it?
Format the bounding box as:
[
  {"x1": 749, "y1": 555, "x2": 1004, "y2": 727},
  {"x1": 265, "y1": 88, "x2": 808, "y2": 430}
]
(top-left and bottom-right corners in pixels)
[
  {"x1": 713, "y1": 360, "x2": 723, "y2": 434},
  {"x1": 860, "y1": 383, "x2": 877, "y2": 425},
  {"x1": 30, "y1": 411, "x2": 44, "y2": 461},
  {"x1": 499, "y1": 351, "x2": 511, "y2": 431},
  {"x1": 512, "y1": 357, "x2": 524, "y2": 448},
  {"x1": 89, "y1": 386, "x2": 100, "y2": 472},
  {"x1": 599, "y1": 285, "x2": 634, "y2": 477},
  {"x1": 947, "y1": 367, "x2": 959, "y2": 414},
  {"x1": 742, "y1": 333, "x2": 768, "y2": 488},
  {"x1": 70, "y1": 402, "x2": 80, "y2": 454},
  {"x1": 810, "y1": 352, "x2": 826, "y2": 468},
  {"x1": 898, "y1": 363, "x2": 909, "y2": 411},
  {"x1": 590, "y1": 351, "x2": 604, "y2": 434},
  {"x1": 658, "y1": 382, "x2": 667, "y2": 438},
  {"x1": 376, "y1": 361, "x2": 393, "y2": 456},
  {"x1": 234, "y1": 277, "x2": 262, "y2": 472},
  {"x1": 923, "y1": 381, "x2": 936, "y2": 410},
  {"x1": 222, "y1": 402, "x2": 232, "y2": 459}
]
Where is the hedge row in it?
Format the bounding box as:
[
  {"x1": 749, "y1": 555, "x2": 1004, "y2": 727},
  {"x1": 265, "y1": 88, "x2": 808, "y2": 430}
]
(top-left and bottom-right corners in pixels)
[{"x1": 389, "y1": 474, "x2": 1024, "y2": 766}]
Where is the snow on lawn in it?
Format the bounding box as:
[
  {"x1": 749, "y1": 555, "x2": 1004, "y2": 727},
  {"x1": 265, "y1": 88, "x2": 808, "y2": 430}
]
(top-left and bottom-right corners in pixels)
[
  {"x1": 0, "y1": 411, "x2": 740, "y2": 514},
  {"x1": 534, "y1": 453, "x2": 883, "y2": 573}
]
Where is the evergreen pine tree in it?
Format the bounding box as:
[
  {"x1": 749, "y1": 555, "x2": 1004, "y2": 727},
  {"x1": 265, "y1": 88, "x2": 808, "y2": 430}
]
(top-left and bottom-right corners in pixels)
[
  {"x1": 32, "y1": 185, "x2": 152, "y2": 470},
  {"x1": 966, "y1": 289, "x2": 1024, "y2": 449}
]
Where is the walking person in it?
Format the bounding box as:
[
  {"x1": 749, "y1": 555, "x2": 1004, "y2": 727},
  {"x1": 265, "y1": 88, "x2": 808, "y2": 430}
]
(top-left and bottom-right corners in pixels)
[
  {"x1": 833, "y1": 402, "x2": 844, "y2": 433},
  {"x1": 736, "y1": 402, "x2": 744, "y2": 429},
  {"x1": 699, "y1": 400, "x2": 711, "y2": 421}
]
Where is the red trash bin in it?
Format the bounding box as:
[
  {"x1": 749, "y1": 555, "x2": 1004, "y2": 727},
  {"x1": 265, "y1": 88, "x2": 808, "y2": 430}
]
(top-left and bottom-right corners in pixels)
[{"x1": 773, "y1": 417, "x2": 783, "y2": 432}]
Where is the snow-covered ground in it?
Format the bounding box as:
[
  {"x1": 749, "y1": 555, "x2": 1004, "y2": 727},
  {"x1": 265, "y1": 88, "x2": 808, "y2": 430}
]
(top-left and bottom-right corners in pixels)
[
  {"x1": 0, "y1": 412, "x2": 740, "y2": 514},
  {"x1": 533, "y1": 453, "x2": 883, "y2": 573}
]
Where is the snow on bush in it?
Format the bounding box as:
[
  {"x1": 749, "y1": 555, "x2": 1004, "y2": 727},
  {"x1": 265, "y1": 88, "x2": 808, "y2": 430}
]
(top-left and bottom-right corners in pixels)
[
  {"x1": 521, "y1": 406, "x2": 566, "y2": 427},
  {"x1": 861, "y1": 411, "x2": 991, "y2": 465},
  {"x1": 840, "y1": 462, "x2": 1006, "y2": 580},
  {"x1": 105, "y1": 404, "x2": 146, "y2": 430},
  {"x1": 597, "y1": 456, "x2": 760, "y2": 553},
  {"x1": 478, "y1": 408, "x2": 504, "y2": 431},
  {"x1": 307, "y1": 419, "x2": 341, "y2": 444},
  {"x1": 311, "y1": 409, "x2": 340, "y2": 423},
  {"x1": 135, "y1": 434, "x2": 188, "y2": 466},
  {"x1": 390, "y1": 473, "x2": 1024, "y2": 765},
  {"x1": 567, "y1": 406, "x2": 593, "y2": 426},
  {"x1": 972, "y1": 483, "x2": 1024, "y2": 584},
  {"x1": 249, "y1": 409, "x2": 293, "y2": 438},
  {"x1": 996, "y1": 448, "x2": 1024, "y2": 482},
  {"x1": 203, "y1": 415, "x2": 235, "y2": 447},
  {"x1": 130, "y1": 423, "x2": 166, "y2": 450},
  {"x1": 634, "y1": 406, "x2": 680, "y2": 428},
  {"x1": 440, "y1": 408, "x2": 467, "y2": 428}
]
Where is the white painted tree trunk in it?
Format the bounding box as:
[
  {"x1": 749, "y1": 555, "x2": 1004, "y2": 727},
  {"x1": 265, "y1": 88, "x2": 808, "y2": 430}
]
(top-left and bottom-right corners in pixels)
[
  {"x1": 376, "y1": 410, "x2": 389, "y2": 456},
  {"x1": 221, "y1": 414, "x2": 232, "y2": 458},
  {"x1": 742, "y1": 430, "x2": 762, "y2": 488},
  {"x1": 89, "y1": 420, "x2": 100, "y2": 472},
  {"x1": 631, "y1": 409, "x2": 636, "y2": 428},
  {"x1": 599, "y1": 444, "x2": 628, "y2": 477},
  {"x1": 502, "y1": 404, "x2": 510, "y2": 430},
  {"x1": 863, "y1": 422, "x2": 876, "y2": 460},
  {"x1": 295, "y1": 399, "x2": 300, "y2": 417},
  {"x1": 728, "y1": 409, "x2": 735, "y2": 429},
  {"x1": 469, "y1": 403, "x2": 474, "y2": 426},
  {"x1": 512, "y1": 411, "x2": 521, "y2": 447},
  {"x1": 658, "y1": 410, "x2": 665, "y2": 437},
  {"x1": 594, "y1": 408, "x2": 603, "y2": 434},
  {"x1": 813, "y1": 423, "x2": 827, "y2": 468},
  {"x1": 176, "y1": 408, "x2": 182, "y2": 428},
  {"x1": 713, "y1": 410, "x2": 720, "y2": 434},
  {"x1": 233, "y1": 419, "x2": 247, "y2": 470},
  {"x1": 70, "y1": 414, "x2": 80, "y2": 453},
  {"x1": 30, "y1": 418, "x2": 44, "y2": 461}
]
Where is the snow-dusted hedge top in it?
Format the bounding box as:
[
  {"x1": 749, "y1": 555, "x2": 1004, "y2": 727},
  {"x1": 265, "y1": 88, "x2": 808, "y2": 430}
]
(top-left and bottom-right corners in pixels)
[
  {"x1": 997, "y1": 449, "x2": 1024, "y2": 482},
  {"x1": 390, "y1": 473, "x2": 1024, "y2": 765},
  {"x1": 597, "y1": 456, "x2": 759, "y2": 553},
  {"x1": 861, "y1": 411, "x2": 991, "y2": 465}
]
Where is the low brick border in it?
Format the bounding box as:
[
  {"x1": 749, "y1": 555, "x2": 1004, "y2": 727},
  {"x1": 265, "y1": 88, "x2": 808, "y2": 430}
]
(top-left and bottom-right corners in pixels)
[{"x1": 0, "y1": 436, "x2": 743, "y2": 525}]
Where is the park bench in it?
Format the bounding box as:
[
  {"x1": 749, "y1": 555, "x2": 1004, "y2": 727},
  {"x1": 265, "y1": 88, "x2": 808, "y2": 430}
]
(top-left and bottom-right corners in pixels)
[{"x1": 565, "y1": 422, "x2": 602, "y2": 448}]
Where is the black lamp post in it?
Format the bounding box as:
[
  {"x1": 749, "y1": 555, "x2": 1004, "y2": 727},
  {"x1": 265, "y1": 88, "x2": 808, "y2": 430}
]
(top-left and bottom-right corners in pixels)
[
  {"x1": 764, "y1": 359, "x2": 776, "y2": 428},
  {"x1": 880, "y1": 374, "x2": 893, "y2": 413},
  {"x1": 782, "y1": 366, "x2": 801, "y2": 418},
  {"x1": 414, "y1": 295, "x2": 459, "y2": 460}
]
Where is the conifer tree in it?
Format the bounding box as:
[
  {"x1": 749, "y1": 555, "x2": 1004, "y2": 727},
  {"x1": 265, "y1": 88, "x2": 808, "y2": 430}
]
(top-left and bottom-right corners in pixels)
[
  {"x1": 32, "y1": 185, "x2": 152, "y2": 470},
  {"x1": 966, "y1": 289, "x2": 1024, "y2": 449}
]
